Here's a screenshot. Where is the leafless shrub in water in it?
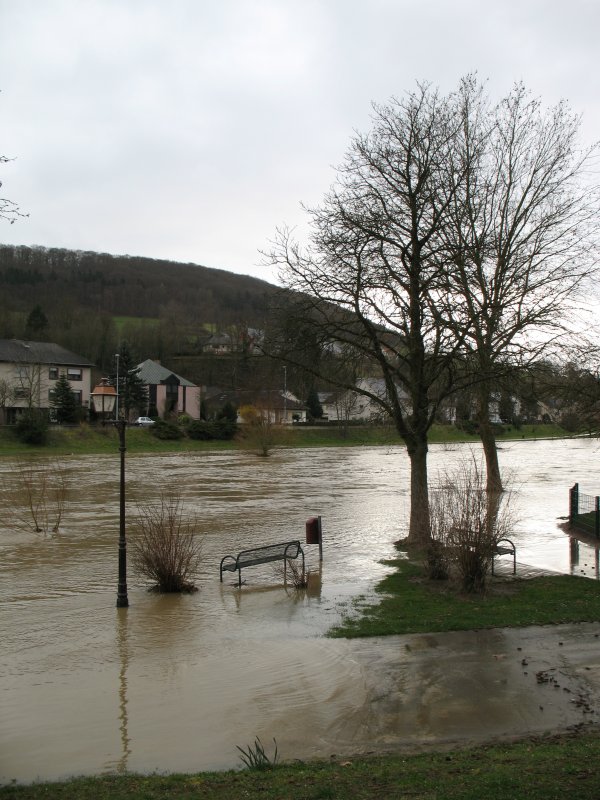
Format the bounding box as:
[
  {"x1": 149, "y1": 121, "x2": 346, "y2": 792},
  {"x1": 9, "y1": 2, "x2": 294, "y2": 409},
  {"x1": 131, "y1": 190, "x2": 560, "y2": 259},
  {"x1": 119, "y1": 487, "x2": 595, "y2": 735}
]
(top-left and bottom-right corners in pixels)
[
  {"x1": 132, "y1": 493, "x2": 202, "y2": 592},
  {"x1": 271, "y1": 556, "x2": 309, "y2": 589},
  {"x1": 429, "y1": 459, "x2": 515, "y2": 593},
  {"x1": 9, "y1": 460, "x2": 69, "y2": 534}
]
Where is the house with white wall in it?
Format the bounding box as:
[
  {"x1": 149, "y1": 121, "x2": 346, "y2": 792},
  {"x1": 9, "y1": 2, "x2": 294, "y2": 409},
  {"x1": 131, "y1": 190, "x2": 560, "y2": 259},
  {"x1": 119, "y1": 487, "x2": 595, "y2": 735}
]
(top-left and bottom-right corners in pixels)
[
  {"x1": 0, "y1": 339, "x2": 94, "y2": 424},
  {"x1": 320, "y1": 378, "x2": 410, "y2": 423}
]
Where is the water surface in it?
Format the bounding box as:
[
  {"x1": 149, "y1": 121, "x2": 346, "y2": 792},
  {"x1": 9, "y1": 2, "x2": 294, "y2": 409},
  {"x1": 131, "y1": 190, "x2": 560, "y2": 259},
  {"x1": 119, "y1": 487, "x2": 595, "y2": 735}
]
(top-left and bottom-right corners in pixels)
[{"x1": 1, "y1": 438, "x2": 598, "y2": 782}]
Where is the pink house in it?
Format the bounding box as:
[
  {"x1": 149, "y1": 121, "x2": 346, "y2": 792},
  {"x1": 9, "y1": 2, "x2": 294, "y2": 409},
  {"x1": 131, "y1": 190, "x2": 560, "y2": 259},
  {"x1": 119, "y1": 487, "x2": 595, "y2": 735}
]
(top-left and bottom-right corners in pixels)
[{"x1": 136, "y1": 359, "x2": 201, "y2": 419}]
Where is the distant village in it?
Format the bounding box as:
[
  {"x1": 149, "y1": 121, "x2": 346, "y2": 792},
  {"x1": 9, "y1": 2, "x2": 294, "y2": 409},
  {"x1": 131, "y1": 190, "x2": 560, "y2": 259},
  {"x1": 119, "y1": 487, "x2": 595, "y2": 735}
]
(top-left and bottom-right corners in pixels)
[{"x1": 0, "y1": 334, "x2": 588, "y2": 432}]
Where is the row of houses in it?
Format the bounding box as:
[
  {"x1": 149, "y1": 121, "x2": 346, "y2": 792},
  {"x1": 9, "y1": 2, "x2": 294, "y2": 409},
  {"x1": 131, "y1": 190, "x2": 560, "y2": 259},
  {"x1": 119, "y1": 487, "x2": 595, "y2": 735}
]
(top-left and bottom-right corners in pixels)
[
  {"x1": 0, "y1": 338, "x2": 556, "y2": 427},
  {"x1": 0, "y1": 339, "x2": 309, "y2": 425},
  {"x1": 0, "y1": 338, "x2": 401, "y2": 425}
]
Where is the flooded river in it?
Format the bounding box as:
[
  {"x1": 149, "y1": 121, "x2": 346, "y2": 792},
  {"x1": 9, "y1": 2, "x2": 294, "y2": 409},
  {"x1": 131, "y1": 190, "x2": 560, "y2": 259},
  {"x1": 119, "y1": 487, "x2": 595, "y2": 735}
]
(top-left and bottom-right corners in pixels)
[{"x1": 1, "y1": 437, "x2": 599, "y2": 783}]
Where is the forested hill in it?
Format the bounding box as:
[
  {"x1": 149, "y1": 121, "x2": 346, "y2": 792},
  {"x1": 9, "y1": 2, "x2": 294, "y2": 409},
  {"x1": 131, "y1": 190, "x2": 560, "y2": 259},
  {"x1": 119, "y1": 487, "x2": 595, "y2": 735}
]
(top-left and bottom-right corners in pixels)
[{"x1": 0, "y1": 244, "x2": 277, "y2": 323}]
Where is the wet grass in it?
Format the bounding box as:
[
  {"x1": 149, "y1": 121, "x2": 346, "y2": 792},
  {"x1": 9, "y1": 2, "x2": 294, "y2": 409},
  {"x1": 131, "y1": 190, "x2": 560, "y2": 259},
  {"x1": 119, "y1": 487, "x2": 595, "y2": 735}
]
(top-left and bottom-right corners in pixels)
[
  {"x1": 0, "y1": 422, "x2": 572, "y2": 456},
  {"x1": 329, "y1": 557, "x2": 600, "y2": 638},
  {"x1": 2, "y1": 731, "x2": 600, "y2": 798},
  {"x1": 0, "y1": 424, "x2": 237, "y2": 456}
]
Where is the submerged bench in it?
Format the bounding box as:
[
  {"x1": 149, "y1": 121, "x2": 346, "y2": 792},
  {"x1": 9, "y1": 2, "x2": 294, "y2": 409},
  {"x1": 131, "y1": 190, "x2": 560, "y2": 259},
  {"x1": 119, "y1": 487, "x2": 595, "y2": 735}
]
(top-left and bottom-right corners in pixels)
[
  {"x1": 492, "y1": 538, "x2": 516, "y2": 575},
  {"x1": 220, "y1": 540, "x2": 305, "y2": 587}
]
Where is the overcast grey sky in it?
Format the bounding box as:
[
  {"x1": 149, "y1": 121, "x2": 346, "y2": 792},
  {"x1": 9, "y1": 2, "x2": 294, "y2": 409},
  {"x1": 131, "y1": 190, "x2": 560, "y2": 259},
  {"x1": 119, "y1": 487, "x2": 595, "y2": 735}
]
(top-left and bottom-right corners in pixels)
[{"x1": 1, "y1": 0, "x2": 599, "y2": 285}]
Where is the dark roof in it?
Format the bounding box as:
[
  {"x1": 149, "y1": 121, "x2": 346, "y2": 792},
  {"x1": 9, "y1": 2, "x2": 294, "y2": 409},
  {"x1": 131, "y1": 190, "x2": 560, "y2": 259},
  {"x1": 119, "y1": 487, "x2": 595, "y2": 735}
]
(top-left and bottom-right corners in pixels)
[
  {"x1": 204, "y1": 387, "x2": 305, "y2": 411},
  {"x1": 0, "y1": 339, "x2": 95, "y2": 367},
  {"x1": 136, "y1": 358, "x2": 197, "y2": 387}
]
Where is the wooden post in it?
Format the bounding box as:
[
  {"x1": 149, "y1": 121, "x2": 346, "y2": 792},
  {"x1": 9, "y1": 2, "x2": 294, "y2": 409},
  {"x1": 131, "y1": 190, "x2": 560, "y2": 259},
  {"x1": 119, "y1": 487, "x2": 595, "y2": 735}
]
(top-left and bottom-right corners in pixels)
[
  {"x1": 318, "y1": 515, "x2": 323, "y2": 562},
  {"x1": 595, "y1": 496, "x2": 599, "y2": 539},
  {"x1": 569, "y1": 483, "x2": 579, "y2": 524}
]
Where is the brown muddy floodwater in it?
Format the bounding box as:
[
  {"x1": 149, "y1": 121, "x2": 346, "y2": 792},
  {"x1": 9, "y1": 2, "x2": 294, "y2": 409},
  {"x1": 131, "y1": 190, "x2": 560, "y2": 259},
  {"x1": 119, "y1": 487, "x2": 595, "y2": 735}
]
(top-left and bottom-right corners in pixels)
[{"x1": 1, "y1": 438, "x2": 600, "y2": 783}]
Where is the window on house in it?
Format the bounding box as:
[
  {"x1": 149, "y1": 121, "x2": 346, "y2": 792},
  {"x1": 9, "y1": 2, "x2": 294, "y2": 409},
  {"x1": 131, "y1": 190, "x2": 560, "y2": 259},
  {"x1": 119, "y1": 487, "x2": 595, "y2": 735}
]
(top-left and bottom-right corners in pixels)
[
  {"x1": 67, "y1": 369, "x2": 82, "y2": 382},
  {"x1": 72, "y1": 390, "x2": 82, "y2": 405},
  {"x1": 49, "y1": 367, "x2": 59, "y2": 380},
  {"x1": 165, "y1": 382, "x2": 178, "y2": 413}
]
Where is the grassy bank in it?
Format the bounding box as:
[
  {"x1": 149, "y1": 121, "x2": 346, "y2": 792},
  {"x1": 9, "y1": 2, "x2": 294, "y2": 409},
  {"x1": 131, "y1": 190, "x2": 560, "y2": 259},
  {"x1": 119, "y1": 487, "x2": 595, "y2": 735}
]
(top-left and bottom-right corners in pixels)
[
  {"x1": 0, "y1": 422, "x2": 571, "y2": 457},
  {"x1": 2, "y1": 732, "x2": 600, "y2": 799},
  {"x1": 329, "y1": 557, "x2": 600, "y2": 638}
]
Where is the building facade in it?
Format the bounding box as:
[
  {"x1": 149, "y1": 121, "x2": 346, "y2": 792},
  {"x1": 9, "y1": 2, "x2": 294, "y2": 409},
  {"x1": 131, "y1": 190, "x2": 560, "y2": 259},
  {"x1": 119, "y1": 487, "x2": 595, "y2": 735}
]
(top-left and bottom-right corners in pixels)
[
  {"x1": 0, "y1": 339, "x2": 94, "y2": 424},
  {"x1": 136, "y1": 359, "x2": 201, "y2": 419}
]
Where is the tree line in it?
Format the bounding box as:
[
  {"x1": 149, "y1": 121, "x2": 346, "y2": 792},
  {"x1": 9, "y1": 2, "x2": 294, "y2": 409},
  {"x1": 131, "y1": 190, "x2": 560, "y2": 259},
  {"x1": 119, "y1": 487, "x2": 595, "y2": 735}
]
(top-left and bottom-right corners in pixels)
[{"x1": 0, "y1": 245, "x2": 275, "y2": 320}]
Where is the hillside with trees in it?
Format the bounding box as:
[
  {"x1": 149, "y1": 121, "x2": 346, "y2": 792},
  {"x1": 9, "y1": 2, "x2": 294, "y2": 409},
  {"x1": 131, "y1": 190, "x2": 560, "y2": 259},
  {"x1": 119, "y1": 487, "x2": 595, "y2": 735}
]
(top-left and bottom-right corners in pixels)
[{"x1": 0, "y1": 244, "x2": 279, "y2": 377}]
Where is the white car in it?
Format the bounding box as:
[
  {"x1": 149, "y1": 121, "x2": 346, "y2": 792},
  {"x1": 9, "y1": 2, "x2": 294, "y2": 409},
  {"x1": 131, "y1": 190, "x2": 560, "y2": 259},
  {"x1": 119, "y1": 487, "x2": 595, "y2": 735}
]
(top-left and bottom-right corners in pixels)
[{"x1": 135, "y1": 416, "x2": 156, "y2": 427}]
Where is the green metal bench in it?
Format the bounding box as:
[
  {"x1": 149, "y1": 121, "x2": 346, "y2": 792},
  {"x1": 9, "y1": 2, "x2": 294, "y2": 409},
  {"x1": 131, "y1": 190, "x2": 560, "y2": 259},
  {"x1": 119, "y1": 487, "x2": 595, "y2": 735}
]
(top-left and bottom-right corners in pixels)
[
  {"x1": 220, "y1": 540, "x2": 305, "y2": 587},
  {"x1": 492, "y1": 538, "x2": 516, "y2": 575}
]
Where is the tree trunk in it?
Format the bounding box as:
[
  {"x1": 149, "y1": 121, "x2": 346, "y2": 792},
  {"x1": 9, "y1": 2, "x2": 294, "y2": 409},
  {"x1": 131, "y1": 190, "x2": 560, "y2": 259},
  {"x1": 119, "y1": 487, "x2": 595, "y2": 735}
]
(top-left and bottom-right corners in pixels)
[
  {"x1": 477, "y1": 386, "x2": 503, "y2": 494},
  {"x1": 406, "y1": 436, "x2": 431, "y2": 545}
]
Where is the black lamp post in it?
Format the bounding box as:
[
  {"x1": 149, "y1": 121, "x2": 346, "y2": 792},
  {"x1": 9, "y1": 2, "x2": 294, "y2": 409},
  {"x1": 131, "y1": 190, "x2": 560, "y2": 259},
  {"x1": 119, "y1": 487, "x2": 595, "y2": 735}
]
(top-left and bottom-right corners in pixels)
[
  {"x1": 115, "y1": 417, "x2": 129, "y2": 608},
  {"x1": 91, "y1": 380, "x2": 128, "y2": 608}
]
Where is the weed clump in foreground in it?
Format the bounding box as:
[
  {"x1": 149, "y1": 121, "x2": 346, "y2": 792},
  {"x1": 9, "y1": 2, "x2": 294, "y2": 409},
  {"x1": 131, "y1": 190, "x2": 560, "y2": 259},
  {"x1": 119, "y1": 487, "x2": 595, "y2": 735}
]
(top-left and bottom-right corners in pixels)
[
  {"x1": 132, "y1": 493, "x2": 202, "y2": 592},
  {"x1": 236, "y1": 737, "x2": 279, "y2": 770}
]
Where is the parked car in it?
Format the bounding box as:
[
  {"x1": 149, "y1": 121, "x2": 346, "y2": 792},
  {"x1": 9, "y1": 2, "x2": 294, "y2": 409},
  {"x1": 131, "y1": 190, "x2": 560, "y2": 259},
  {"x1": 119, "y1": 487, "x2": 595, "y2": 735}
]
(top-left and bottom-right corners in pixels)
[{"x1": 134, "y1": 416, "x2": 155, "y2": 427}]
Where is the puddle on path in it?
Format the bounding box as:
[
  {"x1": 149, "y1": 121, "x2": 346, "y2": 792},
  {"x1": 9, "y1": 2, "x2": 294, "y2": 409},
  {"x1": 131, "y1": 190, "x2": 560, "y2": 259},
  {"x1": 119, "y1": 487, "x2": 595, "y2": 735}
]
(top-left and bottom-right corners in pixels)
[{"x1": 1, "y1": 439, "x2": 599, "y2": 782}]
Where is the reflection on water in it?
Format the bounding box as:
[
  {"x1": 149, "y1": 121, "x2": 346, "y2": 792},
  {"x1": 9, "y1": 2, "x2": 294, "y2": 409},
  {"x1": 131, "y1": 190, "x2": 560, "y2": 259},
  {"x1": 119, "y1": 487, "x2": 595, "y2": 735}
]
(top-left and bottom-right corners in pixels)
[
  {"x1": 1, "y1": 438, "x2": 599, "y2": 783},
  {"x1": 117, "y1": 609, "x2": 131, "y2": 774},
  {"x1": 569, "y1": 536, "x2": 600, "y2": 580}
]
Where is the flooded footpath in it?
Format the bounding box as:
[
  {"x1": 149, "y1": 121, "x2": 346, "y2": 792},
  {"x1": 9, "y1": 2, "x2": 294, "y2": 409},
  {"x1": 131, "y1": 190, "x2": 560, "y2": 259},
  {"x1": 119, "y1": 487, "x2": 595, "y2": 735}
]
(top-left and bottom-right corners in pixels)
[{"x1": 1, "y1": 438, "x2": 599, "y2": 783}]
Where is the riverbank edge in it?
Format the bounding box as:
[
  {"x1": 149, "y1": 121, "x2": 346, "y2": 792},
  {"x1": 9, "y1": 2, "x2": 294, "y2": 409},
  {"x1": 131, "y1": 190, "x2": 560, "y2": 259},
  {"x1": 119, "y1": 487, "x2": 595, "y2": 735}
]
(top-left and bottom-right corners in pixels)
[
  {"x1": 0, "y1": 422, "x2": 574, "y2": 457},
  {"x1": 2, "y1": 729, "x2": 600, "y2": 798},
  {"x1": 327, "y1": 549, "x2": 600, "y2": 638}
]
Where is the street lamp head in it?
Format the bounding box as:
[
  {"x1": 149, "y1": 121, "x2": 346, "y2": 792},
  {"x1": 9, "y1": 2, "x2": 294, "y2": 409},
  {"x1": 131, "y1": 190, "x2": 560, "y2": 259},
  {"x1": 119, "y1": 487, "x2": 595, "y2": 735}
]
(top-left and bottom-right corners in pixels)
[{"x1": 91, "y1": 378, "x2": 118, "y2": 415}]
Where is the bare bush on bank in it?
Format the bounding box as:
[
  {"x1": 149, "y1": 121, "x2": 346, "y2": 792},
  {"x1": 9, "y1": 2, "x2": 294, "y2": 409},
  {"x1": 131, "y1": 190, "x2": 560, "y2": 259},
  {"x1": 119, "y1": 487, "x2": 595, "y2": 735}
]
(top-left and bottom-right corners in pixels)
[
  {"x1": 429, "y1": 459, "x2": 516, "y2": 593},
  {"x1": 238, "y1": 404, "x2": 286, "y2": 457},
  {"x1": 132, "y1": 493, "x2": 202, "y2": 593}
]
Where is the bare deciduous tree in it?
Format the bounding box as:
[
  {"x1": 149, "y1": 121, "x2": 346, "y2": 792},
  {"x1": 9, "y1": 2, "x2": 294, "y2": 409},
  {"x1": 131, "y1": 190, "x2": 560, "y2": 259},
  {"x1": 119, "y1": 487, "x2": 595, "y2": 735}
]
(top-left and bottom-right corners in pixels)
[
  {"x1": 268, "y1": 76, "x2": 600, "y2": 544},
  {"x1": 13, "y1": 364, "x2": 41, "y2": 408},
  {"x1": 1, "y1": 153, "x2": 26, "y2": 225},
  {"x1": 0, "y1": 378, "x2": 15, "y2": 423},
  {"x1": 448, "y1": 78, "x2": 600, "y2": 491},
  {"x1": 268, "y1": 83, "x2": 471, "y2": 545}
]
